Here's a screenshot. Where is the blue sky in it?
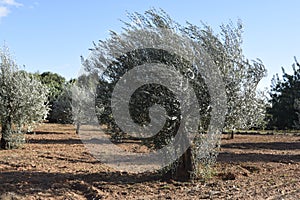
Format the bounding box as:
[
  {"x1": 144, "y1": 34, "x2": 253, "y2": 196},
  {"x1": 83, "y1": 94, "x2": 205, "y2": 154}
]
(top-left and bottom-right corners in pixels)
[{"x1": 0, "y1": 0, "x2": 300, "y2": 90}]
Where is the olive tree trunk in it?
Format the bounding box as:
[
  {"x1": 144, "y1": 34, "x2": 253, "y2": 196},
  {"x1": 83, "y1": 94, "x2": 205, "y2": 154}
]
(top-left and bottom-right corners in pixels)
[
  {"x1": 173, "y1": 147, "x2": 194, "y2": 181},
  {"x1": 75, "y1": 122, "x2": 81, "y2": 134},
  {"x1": 1, "y1": 116, "x2": 12, "y2": 149}
]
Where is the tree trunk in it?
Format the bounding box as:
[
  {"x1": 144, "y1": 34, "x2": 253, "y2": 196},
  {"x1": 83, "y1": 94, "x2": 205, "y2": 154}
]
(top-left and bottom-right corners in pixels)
[
  {"x1": 75, "y1": 122, "x2": 81, "y2": 134},
  {"x1": 173, "y1": 147, "x2": 194, "y2": 181},
  {"x1": 230, "y1": 130, "x2": 234, "y2": 139},
  {"x1": 1, "y1": 116, "x2": 12, "y2": 149}
]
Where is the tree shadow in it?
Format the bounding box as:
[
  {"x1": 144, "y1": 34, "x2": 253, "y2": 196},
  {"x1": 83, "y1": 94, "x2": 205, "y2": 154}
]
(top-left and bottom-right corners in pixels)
[
  {"x1": 221, "y1": 142, "x2": 300, "y2": 151},
  {"x1": 27, "y1": 138, "x2": 83, "y2": 145},
  {"x1": 27, "y1": 138, "x2": 115, "y2": 145},
  {"x1": 219, "y1": 141, "x2": 300, "y2": 163},
  {"x1": 217, "y1": 152, "x2": 300, "y2": 163},
  {"x1": 36, "y1": 154, "x2": 102, "y2": 164},
  {"x1": 0, "y1": 170, "x2": 162, "y2": 198},
  {"x1": 27, "y1": 131, "x2": 67, "y2": 135}
]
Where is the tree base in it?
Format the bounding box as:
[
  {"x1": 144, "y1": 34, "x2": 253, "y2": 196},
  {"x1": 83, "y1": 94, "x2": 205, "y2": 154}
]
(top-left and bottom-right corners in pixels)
[
  {"x1": 173, "y1": 147, "x2": 194, "y2": 181},
  {"x1": 0, "y1": 137, "x2": 9, "y2": 149},
  {"x1": 0, "y1": 134, "x2": 25, "y2": 150}
]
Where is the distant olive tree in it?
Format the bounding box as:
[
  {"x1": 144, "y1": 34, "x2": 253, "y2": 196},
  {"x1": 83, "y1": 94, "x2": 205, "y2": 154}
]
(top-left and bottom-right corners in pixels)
[
  {"x1": 50, "y1": 75, "x2": 97, "y2": 133},
  {"x1": 82, "y1": 9, "x2": 267, "y2": 180},
  {"x1": 72, "y1": 74, "x2": 98, "y2": 134},
  {"x1": 0, "y1": 46, "x2": 49, "y2": 149}
]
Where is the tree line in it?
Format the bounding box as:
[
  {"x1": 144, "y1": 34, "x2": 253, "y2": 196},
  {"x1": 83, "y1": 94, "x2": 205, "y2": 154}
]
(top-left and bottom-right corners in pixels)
[{"x1": 28, "y1": 57, "x2": 300, "y2": 132}]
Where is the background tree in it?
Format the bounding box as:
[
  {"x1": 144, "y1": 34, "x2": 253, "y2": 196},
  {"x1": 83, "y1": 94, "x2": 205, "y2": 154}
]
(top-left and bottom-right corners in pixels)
[
  {"x1": 50, "y1": 74, "x2": 97, "y2": 133},
  {"x1": 72, "y1": 74, "x2": 98, "y2": 133},
  {"x1": 0, "y1": 46, "x2": 49, "y2": 149},
  {"x1": 50, "y1": 81, "x2": 74, "y2": 124},
  {"x1": 267, "y1": 57, "x2": 300, "y2": 129},
  {"x1": 82, "y1": 9, "x2": 267, "y2": 180},
  {"x1": 34, "y1": 71, "x2": 66, "y2": 123}
]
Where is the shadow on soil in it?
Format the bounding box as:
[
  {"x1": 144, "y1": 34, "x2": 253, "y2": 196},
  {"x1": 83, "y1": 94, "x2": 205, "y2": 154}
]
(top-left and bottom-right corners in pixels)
[
  {"x1": 221, "y1": 142, "x2": 300, "y2": 150},
  {"x1": 219, "y1": 141, "x2": 300, "y2": 163},
  {"x1": 27, "y1": 131, "x2": 67, "y2": 135},
  {"x1": 27, "y1": 138, "x2": 114, "y2": 145},
  {"x1": 27, "y1": 138, "x2": 83, "y2": 145},
  {"x1": 217, "y1": 152, "x2": 300, "y2": 163},
  {"x1": 0, "y1": 170, "x2": 162, "y2": 199}
]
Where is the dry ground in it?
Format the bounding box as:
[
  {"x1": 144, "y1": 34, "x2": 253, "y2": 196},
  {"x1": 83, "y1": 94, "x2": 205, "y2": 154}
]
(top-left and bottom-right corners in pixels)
[{"x1": 0, "y1": 123, "x2": 299, "y2": 199}]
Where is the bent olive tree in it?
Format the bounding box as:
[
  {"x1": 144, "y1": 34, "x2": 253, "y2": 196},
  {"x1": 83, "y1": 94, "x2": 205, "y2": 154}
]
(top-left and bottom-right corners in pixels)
[{"x1": 82, "y1": 9, "x2": 267, "y2": 180}]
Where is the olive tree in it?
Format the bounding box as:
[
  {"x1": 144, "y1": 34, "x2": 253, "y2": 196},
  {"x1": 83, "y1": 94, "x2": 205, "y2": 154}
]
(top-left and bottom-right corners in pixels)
[
  {"x1": 50, "y1": 74, "x2": 97, "y2": 133},
  {"x1": 72, "y1": 74, "x2": 100, "y2": 133},
  {"x1": 0, "y1": 46, "x2": 49, "y2": 149},
  {"x1": 82, "y1": 9, "x2": 267, "y2": 180}
]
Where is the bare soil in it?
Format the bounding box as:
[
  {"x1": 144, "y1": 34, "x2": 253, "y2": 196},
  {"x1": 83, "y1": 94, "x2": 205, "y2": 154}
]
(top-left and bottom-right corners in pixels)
[{"x1": 0, "y1": 123, "x2": 299, "y2": 199}]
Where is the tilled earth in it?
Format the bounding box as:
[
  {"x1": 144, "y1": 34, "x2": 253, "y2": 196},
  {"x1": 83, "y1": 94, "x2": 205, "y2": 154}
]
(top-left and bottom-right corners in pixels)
[{"x1": 0, "y1": 124, "x2": 299, "y2": 199}]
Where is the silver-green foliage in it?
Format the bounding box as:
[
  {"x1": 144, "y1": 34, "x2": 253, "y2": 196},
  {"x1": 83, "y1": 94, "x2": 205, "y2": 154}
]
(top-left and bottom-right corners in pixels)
[
  {"x1": 51, "y1": 75, "x2": 97, "y2": 133},
  {"x1": 71, "y1": 80, "x2": 97, "y2": 133},
  {"x1": 0, "y1": 46, "x2": 49, "y2": 148},
  {"x1": 87, "y1": 9, "x2": 267, "y2": 132},
  {"x1": 183, "y1": 20, "x2": 267, "y2": 130}
]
